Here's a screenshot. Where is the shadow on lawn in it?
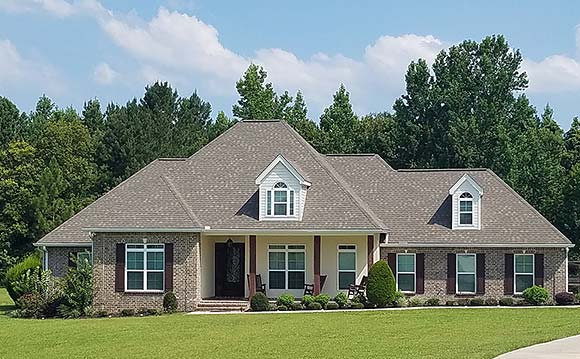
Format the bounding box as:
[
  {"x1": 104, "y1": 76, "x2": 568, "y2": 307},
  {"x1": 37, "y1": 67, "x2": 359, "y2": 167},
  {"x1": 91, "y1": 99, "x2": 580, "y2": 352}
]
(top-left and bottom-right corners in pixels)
[{"x1": 0, "y1": 305, "x2": 15, "y2": 314}]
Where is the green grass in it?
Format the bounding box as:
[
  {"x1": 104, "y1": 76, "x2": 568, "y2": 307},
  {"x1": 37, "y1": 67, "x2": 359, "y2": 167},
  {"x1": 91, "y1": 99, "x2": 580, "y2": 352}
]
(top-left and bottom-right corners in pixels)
[{"x1": 1, "y1": 288, "x2": 580, "y2": 359}]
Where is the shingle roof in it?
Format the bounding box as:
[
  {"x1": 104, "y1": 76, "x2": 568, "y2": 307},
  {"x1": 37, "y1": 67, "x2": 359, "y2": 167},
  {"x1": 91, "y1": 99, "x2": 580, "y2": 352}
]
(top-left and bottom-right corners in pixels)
[{"x1": 36, "y1": 120, "x2": 572, "y2": 247}]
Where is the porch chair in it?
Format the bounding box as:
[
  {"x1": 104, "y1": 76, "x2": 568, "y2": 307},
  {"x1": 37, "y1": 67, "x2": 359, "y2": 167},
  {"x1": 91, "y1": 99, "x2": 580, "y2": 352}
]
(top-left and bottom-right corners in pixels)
[
  {"x1": 247, "y1": 273, "x2": 266, "y2": 294},
  {"x1": 347, "y1": 275, "x2": 367, "y2": 298},
  {"x1": 303, "y1": 274, "x2": 328, "y2": 296}
]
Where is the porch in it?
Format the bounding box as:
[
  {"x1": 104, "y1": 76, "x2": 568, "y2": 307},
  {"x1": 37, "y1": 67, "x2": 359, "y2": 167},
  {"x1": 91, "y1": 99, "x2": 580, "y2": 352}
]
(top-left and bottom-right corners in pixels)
[{"x1": 199, "y1": 233, "x2": 381, "y2": 299}]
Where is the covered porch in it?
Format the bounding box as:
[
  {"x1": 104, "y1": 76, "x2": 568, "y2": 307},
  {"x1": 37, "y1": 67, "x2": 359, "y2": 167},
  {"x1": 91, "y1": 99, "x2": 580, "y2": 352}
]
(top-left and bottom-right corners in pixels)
[{"x1": 199, "y1": 232, "x2": 381, "y2": 299}]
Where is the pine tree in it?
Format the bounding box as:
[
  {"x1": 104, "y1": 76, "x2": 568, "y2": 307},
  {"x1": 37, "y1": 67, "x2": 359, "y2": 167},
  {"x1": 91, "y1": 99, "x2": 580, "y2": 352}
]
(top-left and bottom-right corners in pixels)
[{"x1": 319, "y1": 84, "x2": 359, "y2": 154}]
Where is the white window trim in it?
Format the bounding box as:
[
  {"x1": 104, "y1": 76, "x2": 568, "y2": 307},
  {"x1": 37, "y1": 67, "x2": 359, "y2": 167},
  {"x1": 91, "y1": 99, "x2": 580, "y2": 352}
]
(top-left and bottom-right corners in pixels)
[
  {"x1": 514, "y1": 254, "x2": 535, "y2": 295},
  {"x1": 266, "y1": 182, "x2": 296, "y2": 218},
  {"x1": 267, "y1": 244, "x2": 305, "y2": 291},
  {"x1": 458, "y1": 193, "x2": 474, "y2": 227},
  {"x1": 456, "y1": 253, "x2": 477, "y2": 294},
  {"x1": 337, "y1": 244, "x2": 357, "y2": 291},
  {"x1": 125, "y1": 243, "x2": 165, "y2": 293},
  {"x1": 396, "y1": 253, "x2": 416, "y2": 294}
]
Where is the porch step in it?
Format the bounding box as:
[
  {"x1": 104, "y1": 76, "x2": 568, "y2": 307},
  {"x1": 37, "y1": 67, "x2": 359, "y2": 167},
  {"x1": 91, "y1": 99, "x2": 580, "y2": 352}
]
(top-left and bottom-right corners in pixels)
[{"x1": 196, "y1": 300, "x2": 249, "y2": 312}]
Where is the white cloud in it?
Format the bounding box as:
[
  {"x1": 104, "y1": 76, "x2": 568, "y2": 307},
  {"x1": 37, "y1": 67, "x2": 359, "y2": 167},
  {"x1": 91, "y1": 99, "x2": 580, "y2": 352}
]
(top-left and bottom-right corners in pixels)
[
  {"x1": 0, "y1": 0, "x2": 75, "y2": 17},
  {"x1": 93, "y1": 62, "x2": 118, "y2": 85}
]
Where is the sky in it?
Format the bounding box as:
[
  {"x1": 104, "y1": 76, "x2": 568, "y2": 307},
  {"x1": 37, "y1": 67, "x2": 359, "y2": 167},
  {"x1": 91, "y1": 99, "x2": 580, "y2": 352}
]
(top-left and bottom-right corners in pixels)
[{"x1": 0, "y1": 0, "x2": 579, "y2": 129}]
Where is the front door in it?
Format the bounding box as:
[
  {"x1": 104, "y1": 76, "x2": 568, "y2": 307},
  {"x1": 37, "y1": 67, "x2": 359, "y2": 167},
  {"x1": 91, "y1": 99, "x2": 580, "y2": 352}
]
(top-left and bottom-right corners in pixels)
[{"x1": 215, "y1": 241, "x2": 245, "y2": 297}]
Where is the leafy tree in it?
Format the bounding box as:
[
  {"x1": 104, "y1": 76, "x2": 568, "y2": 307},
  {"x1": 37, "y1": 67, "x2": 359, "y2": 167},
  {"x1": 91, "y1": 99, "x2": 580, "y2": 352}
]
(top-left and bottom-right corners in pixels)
[
  {"x1": 0, "y1": 97, "x2": 23, "y2": 148},
  {"x1": 358, "y1": 112, "x2": 396, "y2": 163},
  {"x1": 284, "y1": 90, "x2": 320, "y2": 147},
  {"x1": 319, "y1": 84, "x2": 359, "y2": 153},
  {"x1": 81, "y1": 99, "x2": 104, "y2": 135}
]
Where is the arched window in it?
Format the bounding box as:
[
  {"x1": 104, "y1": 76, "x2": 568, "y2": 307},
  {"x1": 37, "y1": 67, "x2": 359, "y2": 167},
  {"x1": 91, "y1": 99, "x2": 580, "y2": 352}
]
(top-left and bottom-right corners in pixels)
[
  {"x1": 459, "y1": 192, "x2": 473, "y2": 225},
  {"x1": 266, "y1": 182, "x2": 294, "y2": 216}
]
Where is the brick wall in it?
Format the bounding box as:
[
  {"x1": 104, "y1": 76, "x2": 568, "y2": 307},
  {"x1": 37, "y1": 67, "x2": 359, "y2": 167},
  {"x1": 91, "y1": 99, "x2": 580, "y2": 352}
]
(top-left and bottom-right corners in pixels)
[
  {"x1": 380, "y1": 247, "x2": 567, "y2": 300},
  {"x1": 92, "y1": 232, "x2": 200, "y2": 313},
  {"x1": 46, "y1": 246, "x2": 91, "y2": 277}
]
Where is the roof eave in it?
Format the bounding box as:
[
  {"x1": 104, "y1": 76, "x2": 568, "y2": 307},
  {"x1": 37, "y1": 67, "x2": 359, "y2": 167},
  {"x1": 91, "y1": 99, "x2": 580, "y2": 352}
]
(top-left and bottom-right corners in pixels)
[{"x1": 381, "y1": 242, "x2": 574, "y2": 248}]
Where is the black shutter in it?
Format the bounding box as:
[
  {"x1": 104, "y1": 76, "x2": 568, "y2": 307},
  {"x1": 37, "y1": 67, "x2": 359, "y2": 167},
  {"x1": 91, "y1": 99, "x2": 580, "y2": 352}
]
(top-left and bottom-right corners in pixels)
[
  {"x1": 476, "y1": 253, "x2": 485, "y2": 294},
  {"x1": 115, "y1": 243, "x2": 125, "y2": 292},
  {"x1": 504, "y1": 254, "x2": 514, "y2": 295},
  {"x1": 447, "y1": 253, "x2": 456, "y2": 294},
  {"x1": 416, "y1": 253, "x2": 425, "y2": 294},
  {"x1": 387, "y1": 253, "x2": 397, "y2": 279},
  {"x1": 165, "y1": 243, "x2": 174, "y2": 292},
  {"x1": 535, "y1": 253, "x2": 544, "y2": 287}
]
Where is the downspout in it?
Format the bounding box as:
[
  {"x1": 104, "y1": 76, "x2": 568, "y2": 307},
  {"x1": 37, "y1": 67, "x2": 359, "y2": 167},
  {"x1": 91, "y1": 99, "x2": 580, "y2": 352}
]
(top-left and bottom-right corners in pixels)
[{"x1": 566, "y1": 247, "x2": 569, "y2": 293}]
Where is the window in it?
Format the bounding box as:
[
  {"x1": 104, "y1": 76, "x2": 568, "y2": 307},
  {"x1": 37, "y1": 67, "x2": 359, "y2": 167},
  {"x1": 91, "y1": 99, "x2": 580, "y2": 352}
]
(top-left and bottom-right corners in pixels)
[
  {"x1": 268, "y1": 244, "x2": 305, "y2": 290},
  {"x1": 76, "y1": 250, "x2": 92, "y2": 268},
  {"x1": 266, "y1": 182, "x2": 295, "y2": 217},
  {"x1": 338, "y1": 245, "x2": 357, "y2": 290},
  {"x1": 126, "y1": 244, "x2": 164, "y2": 292},
  {"x1": 459, "y1": 192, "x2": 473, "y2": 225},
  {"x1": 456, "y1": 254, "x2": 476, "y2": 294},
  {"x1": 514, "y1": 254, "x2": 534, "y2": 294},
  {"x1": 397, "y1": 253, "x2": 416, "y2": 293}
]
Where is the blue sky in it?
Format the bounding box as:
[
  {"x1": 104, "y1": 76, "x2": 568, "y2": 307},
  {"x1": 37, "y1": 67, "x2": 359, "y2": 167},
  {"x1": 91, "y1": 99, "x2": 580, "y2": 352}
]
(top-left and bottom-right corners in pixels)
[{"x1": 0, "y1": 0, "x2": 579, "y2": 129}]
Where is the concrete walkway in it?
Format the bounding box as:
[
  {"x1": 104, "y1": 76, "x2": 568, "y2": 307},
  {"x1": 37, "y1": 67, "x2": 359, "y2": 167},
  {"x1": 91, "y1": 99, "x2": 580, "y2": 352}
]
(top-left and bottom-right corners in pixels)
[{"x1": 496, "y1": 335, "x2": 580, "y2": 359}]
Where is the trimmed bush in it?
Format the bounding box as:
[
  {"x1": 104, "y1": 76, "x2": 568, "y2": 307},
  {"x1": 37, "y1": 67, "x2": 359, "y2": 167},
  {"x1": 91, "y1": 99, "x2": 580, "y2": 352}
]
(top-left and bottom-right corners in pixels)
[
  {"x1": 393, "y1": 296, "x2": 407, "y2": 308},
  {"x1": 367, "y1": 261, "x2": 396, "y2": 308},
  {"x1": 5, "y1": 253, "x2": 42, "y2": 302},
  {"x1": 522, "y1": 286, "x2": 549, "y2": 306},
  {"x1": 350, "y1": 302, "x2": 365, "y2": 309},
  {"x1": 499, "y1": 297, "x2": 514, "y2": 306},
  {"x1": 554, "y1": 292, "x2": 575, "y2": 305},
  {"x1": 276, "y1": 305, "x2": 288, "y2": 311},
  {"x1": 58, "y1": 257, "x2": 94, "y2": 318},
  {"x1": 163, "y1": 292, "x2": 178, "y2": 313},
  {"x1": 425, "y1": 298, "x2": 440, "y2": 306},
  {"x1": 306, "y1": 302, "x2": 322, "y2": 310},
  {"x1": 334, "y1": 292, "x2": 348, "y2": 308},
  {"x1": 325, "y1": 302, "x2": 340, "y2": 310},
  {"x1": 120, "y1": 309, "x2": 135, "y2": 317},
  {"x1": 250, "y1": 292, "x2": 270, "y2": 312},
  {"x1": 484, "y1": 298, "x2": 498, "y2": 306},
  {"x1": 445, "y1": 300, "x2": 458, "y2": 306},
  {"x1": 301, "y1": 295, "x2": 315, "y2": 306},
  {"x1": 407, "y1": 297, "x2": 424, "y2": 307},
  {"x1": 469, "y1": 298, "x2": 484, "y2": 306},
  {"x1": 290, "y1": 302, "x2": 304, "y2": 311},
  {"x1": 277, "y1": 293, "x2": 295, "y2": 308},
  {"x1": 314, "y1": 294, "x2": 330, "y2": 308}
]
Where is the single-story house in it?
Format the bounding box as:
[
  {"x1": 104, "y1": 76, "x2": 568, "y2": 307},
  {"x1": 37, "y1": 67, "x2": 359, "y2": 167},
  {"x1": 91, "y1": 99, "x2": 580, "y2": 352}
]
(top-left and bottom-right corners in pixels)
[{"x1": 35, "y1": 120, "x2": 573, "y2": 312}]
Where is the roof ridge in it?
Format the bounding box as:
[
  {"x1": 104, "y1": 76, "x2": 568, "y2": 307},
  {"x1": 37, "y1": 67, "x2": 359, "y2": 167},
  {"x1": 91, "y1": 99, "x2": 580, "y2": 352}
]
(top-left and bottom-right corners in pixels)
[
  {"x1": 160, "y1": 175, "x2": 202, "y2": 228},
  {"x1": 186, "y1": 120, "x2": 242, "y2": 162},
  {"x1": 325, "y1": 153, "x2": 376, "y2": 157},
  {"x1": 280, "y1": 121, "x2": 387, "y2": 231},
  {"x1": 398, "y1": 168, "x2": 488, "y2": 172},
  {"x1": 484, "y1": 169, "x2": 571, "y2": 244}
]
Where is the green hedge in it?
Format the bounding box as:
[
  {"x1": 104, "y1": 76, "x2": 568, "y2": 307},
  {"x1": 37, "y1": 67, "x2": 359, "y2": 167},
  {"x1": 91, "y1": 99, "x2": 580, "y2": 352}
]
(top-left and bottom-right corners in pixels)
[
  {"x1": 4, "y1": 253, "x2": 42, "y2": 302},
  {"x1": 367, "y1": 261, "x2": 396, "y2": 307}
]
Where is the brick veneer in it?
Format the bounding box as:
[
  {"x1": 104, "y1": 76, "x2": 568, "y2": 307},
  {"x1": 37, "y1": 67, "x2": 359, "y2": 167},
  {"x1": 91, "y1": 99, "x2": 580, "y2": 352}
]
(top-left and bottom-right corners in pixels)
[
  {"x1": 92, "y1": 232, "x2": 200, "y2": 313},
  {"x1": 46, "y1": 246, "x2": 91, "y2": 277},
  {"x1": 380, "y1": 247, "x2": 567, "y2": 299}
]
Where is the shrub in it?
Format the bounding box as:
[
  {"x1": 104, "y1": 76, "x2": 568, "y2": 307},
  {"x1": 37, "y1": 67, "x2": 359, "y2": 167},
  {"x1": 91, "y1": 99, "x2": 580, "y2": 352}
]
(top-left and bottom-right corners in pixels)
[
  {"x1": 250, "y1": 292, "x2": 270, "y2": 312},
  {"x1": 325, "y1": 302, "x2": 339, "y2": 310},
  {"x1": 290, "y1": 302, "x2": 303, "y2": 311},
  {"x1": 147, "y1": 308, "x2": 162, "y2": 316},
  {"x1": 277, "y1": 293, "x2": 295, "y2": 308},
  {"x1": 554, "y1": 292, "x2": 575, "y2": 305},
  {"x1": 334, "y1": 292, "x2": 348, "y2": 308},
  {"x1": 276, "y1": 305, "x2": 288, "y2": 311},
  {"x1": 93, "y1": 310, "x2": 109, "y2": 318},
  {"x1": 120, "y1": 309, "x2": 135, "y2": 317},
  {"x1": 499, "y1": 297, "x2": 514, "y2": 306},
  {"x1": 301, "y1": 295, "x2": 315, "y2": 306},
  {"x1": 5, "y1": 253, "x2": 42, "y2": 302},
  {"x1": 58, "y1": 257, "x2": 94, "y2": 318},
  {"x1": 350, "y1": 302, "x2": 365, "y2": 309},
  {"x1": 16, "y1": 293, "x2": 45, "y2": 318},
  {"x1": 456, "y1": 299, "x2": 469, "y2": 306},
  {"x1": 469, "y1": 298, "x2": 484, "y2": 306},
  {"x1": 407, "y1": 297, "x2": 424, "y2": 307},
  {"x1": 367, "y1": 261, "x2": 396, "y2": 308},
  {"x1": 162, "y1": 292, "x2": 178, "y2": 313},
  {"x1": 484, "y1": 298, "x2": 498, "y2": 306},
  {"x1": 575, "y1": 292, "x2": 580, "y2": 303},
  {"x1": 351, "y1": 294, "x2": 367, "y2": 305},
  {"x1": 306, "y1": 302, "x2": 322, "y2": 310},
  {"x1": 425, "y1": 298, "x2": 440, "y2": 306},
  {"x1": 314, "y1": 294, "x2": 330, "y2": 308},
  {"x1": 522, "y1": 286, "x2": 549, "y2": 306},
  {"x1": 12, "y1": 267, "x2": 63, "y2": 318},
  {"x1": 445, "y1": 300, "x2": 458, "y2": 306},
  {"x1": 393, "y1": 296, "x2": 407, "y2": 308}
]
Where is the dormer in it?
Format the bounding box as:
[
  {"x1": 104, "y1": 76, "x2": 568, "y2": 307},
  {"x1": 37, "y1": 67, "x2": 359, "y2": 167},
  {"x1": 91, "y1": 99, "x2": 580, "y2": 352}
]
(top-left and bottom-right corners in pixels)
[
  {"x1": 255, "y1": 155, "x2": 311, "y2": 221},
  {"x1": 449, "y1": 174, "x2": 483, "y2": 230}
]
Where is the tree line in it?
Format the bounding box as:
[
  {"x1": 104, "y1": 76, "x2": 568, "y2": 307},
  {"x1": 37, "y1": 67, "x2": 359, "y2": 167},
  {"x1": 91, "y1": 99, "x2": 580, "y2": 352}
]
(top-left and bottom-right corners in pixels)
[{"x1": 1, "y1": 35, "x2": 579, "y2": 280}]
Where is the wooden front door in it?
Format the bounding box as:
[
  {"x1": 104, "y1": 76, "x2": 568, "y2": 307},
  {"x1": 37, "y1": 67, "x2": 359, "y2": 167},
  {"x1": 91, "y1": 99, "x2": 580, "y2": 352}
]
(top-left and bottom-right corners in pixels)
[{"x1": 215, "y1": 242, "x2": 245, "y2": 297}]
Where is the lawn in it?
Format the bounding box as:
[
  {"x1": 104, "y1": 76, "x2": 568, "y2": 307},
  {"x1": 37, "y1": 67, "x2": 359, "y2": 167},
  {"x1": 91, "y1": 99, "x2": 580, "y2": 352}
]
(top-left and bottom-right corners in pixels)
[{"x1": 1, "y1": 289, "x2": 580, "y2": 359}]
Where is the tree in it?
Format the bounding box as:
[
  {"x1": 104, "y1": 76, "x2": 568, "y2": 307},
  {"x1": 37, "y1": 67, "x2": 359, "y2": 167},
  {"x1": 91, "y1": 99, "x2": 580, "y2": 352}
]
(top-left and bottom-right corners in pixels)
[
  {"x1": 232, "y1": 64, "x2": 291, "y2": 120},
  {"x1": 209, "y1": 111, "x2": 235, "y2": 141},
  {"x1": 173, "y1": 92, "x2": 212, "y2": 157},
  {"x1": 284, "y1": 90, "x2": 320, "y2": 147},
  {"x1": 319, "y1": 84, "x2": 359, "y2": 153},
  {"x1": 358, "y1": 112, "x2": 396, "y2": 163},
  {"x1": 0, "y1": 97, "x2": 23, "y2": 148}
]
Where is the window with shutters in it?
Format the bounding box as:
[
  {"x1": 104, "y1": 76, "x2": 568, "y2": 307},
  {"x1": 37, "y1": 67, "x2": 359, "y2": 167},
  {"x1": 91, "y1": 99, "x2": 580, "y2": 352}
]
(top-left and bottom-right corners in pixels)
[
  {"x1": 338, "y1": 245, "x2": 357, "y2": 290},
  {"x1": 266, "y1": 182, "x2": 295, "y2": 217},
  {"x1": 459, "y1": 192, "x2": 473, "y2": 225},
  {"x1": 125, "y1": 244, "x2": 164, "y2": 292},
  {"x1": 397, "y1": 253, "x2": 416, "y2": 293},
  {"x1": 514, "y1": 254, "x2": 534, "y2": 294},
  {"x1": 456, "y1": 254, "x2": 476, "y2": 294},
  {"x1": 268, "y1": 244, "x2": 305, "y2": 290}
]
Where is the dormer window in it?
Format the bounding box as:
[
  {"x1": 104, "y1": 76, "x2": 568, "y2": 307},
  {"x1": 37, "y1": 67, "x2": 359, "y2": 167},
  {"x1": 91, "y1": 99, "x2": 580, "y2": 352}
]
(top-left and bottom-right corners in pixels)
[
  {"x1": 459, "y1": 192, "x2": 473, "y2": 225},
  {"x1": 267, "y1": 182, "x2": 295, "y2": 216}
]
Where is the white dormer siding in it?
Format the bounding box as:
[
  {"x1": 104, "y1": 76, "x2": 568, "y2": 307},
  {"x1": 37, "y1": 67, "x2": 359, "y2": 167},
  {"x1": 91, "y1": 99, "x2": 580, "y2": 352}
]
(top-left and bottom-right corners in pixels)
[
  {"x1": 449, "y1": 174, "x2": 483, "y2": 230},
  {"x1": 256, "y1": 155, "x2": 310, "y2": 221}
]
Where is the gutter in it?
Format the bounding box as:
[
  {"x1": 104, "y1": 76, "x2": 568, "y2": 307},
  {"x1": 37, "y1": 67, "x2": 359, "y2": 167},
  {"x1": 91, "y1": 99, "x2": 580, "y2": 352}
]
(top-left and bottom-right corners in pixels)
[
  {"x1": 33, "y1": 242, "x2": 92, "y2": 248},
  {"x1": 380, "y1": 243, "x2": 574, "y2": 249}
]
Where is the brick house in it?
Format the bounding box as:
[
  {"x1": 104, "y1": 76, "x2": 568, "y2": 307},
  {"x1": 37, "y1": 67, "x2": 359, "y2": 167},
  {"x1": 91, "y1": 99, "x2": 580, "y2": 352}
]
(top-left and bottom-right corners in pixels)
[{"x1": 35, "y1": 120, "x2": 573, "y2": 312}]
